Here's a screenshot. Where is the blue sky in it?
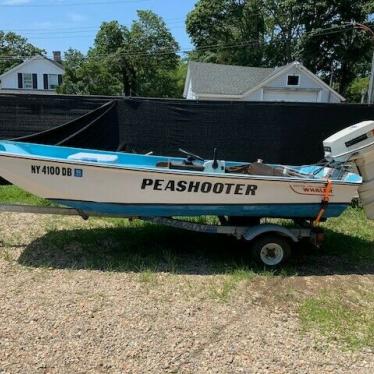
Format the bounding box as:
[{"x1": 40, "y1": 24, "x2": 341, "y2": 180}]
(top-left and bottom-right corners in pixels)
[{"x1": 1, "y1": 0, "x2": 197, "y2": 57}]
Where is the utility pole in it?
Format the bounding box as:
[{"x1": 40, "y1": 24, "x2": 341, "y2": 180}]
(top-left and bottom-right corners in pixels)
[
  {"x1": 354, "y1": 23, "x2": 374, "y2": 104},
  {"x1": 368, "y1": 50, "x2": 374, "y2": 104}
]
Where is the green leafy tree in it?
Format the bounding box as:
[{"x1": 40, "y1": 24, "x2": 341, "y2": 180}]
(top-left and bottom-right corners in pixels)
[
  {"x1": 128, "y1": 10, "x2": 180, "y2": 96},
  {"x1": 175, "y1": 60, "x2": 189, "y2": 97},
  {"x1": 346, "y1": 77, "x2": 369, "y2": 103},
  {"x1": 0, "y1": 31, "x2": 45, "y2": 75},
  {"x1": 57, "y1": 49, "x2": 85, "y2": 94},
  {"x1": 297, "y1": 0, "x2": 372, "y2": 95},
  {"x1": 262, "y1": 0, "x2": 303, "y2": 66},
  {"x1": 88, "y1": 21, "x2": 133, "y2": 95},
  {"x1": 67, "y1": 11, "x2": 180, "y2": 97},
  {"x1": 58, "y1": 48, "x2": 122, "y2": 95},
  {"x1": 186, "y1": 0, "x2": 265, "y2": 65}
]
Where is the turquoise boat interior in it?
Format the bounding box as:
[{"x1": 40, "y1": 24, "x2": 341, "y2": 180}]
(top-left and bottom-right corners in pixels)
[{"x1": 0, "y1": 141, "x2": 362, "y2": 183}]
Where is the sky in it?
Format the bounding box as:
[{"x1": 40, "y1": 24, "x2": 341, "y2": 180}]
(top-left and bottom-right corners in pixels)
[{"x1": 0, "y1": 0, "x2": 197, "y2": 57}]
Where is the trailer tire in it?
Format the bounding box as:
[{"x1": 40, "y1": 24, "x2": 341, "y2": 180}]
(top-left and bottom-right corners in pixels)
[{"x1": 252, "y1": 234, "x2": 291, "y2": 267}]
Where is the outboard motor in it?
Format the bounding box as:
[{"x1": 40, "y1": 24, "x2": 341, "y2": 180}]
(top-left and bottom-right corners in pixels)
[{"x1": 323, "y1": 121, "x2": 374, "y2": 219}]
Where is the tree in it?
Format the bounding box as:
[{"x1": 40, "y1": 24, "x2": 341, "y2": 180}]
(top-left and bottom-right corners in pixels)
[
  {"x1": 174, "y1": 60, "x2": 189, "y2": 97},
  {"x1": 0, "y1": 31, "x2": 45, "y2": 75},
  {"x1": 57, "y1": 49, "x2": 85, "y2": 94},
  {"x1": 83, "y1": 11, "x2": 180, "y2": 97},
  {"x1": 128, "y1": 10, "x2": 180, "y2": 96},
  {"x1": 186, "y1": 0, "x2": 373, "y2": 97},
  {"x1": 186, "y1": 0, "x2": 265, "y2": 65},
  {"x1": 297, "y1": 0, "x2": 372, "y2": 95},
  {"x1": 57, "y1": 48, "x2": 122, "y2": 95},
  {"x1": 89, "y1": 21, "x2": 134, "y2": 95},
  {"x1": 261, "y1": 0, "x2": 303, "y2": 66},
  {"x1": 346, "y1": 77, "x2": 369, "y2": 103}
]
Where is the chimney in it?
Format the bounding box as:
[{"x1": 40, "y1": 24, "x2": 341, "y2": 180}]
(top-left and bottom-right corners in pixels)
[{"x1": 53, "y1": 51, "x2": 62, "y2": 63}]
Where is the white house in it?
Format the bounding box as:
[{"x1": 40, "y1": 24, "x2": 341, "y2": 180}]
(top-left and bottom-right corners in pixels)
[
  {"x1": 0, "y1": 54, "x2": 65, "y2": 95},
  {"x1": 183, "y1": 61, "x2": 345, "y2": 103}
]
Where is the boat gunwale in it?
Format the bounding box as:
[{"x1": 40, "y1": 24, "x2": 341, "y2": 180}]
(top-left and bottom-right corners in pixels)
[{"x1": 0, "y1": 151, "x2": 361, "y2": 186}]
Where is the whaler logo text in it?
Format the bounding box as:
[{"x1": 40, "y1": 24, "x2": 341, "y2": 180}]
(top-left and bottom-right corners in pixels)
[
  {"x1": 141, "y1": 178, "x2": 258, "y2": 196},
  {"x1": 290, "y1": 184, "x2": 333, "y2": 196}
]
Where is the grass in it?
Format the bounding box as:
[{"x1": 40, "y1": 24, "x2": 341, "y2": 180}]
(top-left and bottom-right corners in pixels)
[
  {"x1": 2, "y1": 186, "x2": 373, "y2": 273},
  {"x1": 0, "y1": 185, "x2": 53, "y2": 206},
  {"x1": 299, "y1": 290, "x2": 374, "y2": 350},
  {"x1": 208, "y1": 276, "x2": 237, "y2": 303},
  {"x1": 1, "y1": 248, "x2": 13, "y2": 262},
  {"x1": 208, "y1": 268, "x2": 272, "y2": 302},
  {"x1": 321, "y1": 207, "x2": 374, "y2": 264},
  {"x1": 138, "y1": 268, "x2": 159, "y2": 285},
  {"x1": 1, "y1": 186, "x2": 374, "y2": 350}
]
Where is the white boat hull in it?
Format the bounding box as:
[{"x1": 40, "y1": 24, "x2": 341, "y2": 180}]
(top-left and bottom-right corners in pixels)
[{"x1": 0, "y1": 153, "x2": 358, "y2": 218}]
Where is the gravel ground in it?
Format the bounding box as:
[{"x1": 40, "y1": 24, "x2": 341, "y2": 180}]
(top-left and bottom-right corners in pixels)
[{"x1": 0, "y1": 213, "x2": 373, "y2": 373}]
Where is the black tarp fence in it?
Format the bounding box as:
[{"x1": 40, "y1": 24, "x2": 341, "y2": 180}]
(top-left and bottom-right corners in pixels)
[
  {"x1": 1, "y1": 93, "x2": 374, "y2": 165},
  {"x1": 0, "y1": 93, "x2": 109, "y2": 139},
  {"x1": 15, "y1": 100, "x2": 119, "y2": 150}
]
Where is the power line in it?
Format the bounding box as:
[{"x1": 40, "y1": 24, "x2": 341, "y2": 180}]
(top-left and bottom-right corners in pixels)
[
  {"x1": 307, "y1": 25, "x2": 354, "y2": 38},
  {"x1": 17, "y1": 22, "x2": 366, "y2": 41},
  {"x1": 11, "y1": 22, "x2": 186, "y2": 36},
  {"x1": 0, "y1": 27, "x2": 363, "y2": 60},
  {"x1": 0, "y1": 17, "x2": 186, "y2": 32},
  {"x1": 22, "y1": 34, "x2": 97, "y2": 40},
  {"x1": 0, "y1": 0, "x2": 151, "y2": 7},
  {"x1": 307, "y1": 22, "x2": 374, "y2": 38},
  {"x1": 1, "y1": 26, "x2": 99, "y2": 33},
  {"x1": 0, "y1": 40, "x2": 261, "y2": 61},
  {"x1": 0, "y1": 22, "x2": 372, "y2": 59},
  {"x1": 0, "y1": 19, "x2": 186, "y2": 38}
]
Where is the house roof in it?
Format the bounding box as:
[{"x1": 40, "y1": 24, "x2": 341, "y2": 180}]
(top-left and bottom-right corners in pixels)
[
  {"x1": 187, "y1": 61, "x2": 275, "y2": 96},
  {"x1": 184, "y1": 61, "x2": 345, "y2": 101},
  {"x1": 0, "y1": 55, "x2": 64, "y2": 79}
]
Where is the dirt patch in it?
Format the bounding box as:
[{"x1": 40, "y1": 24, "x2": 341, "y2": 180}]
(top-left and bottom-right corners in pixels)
[{"x1": 0, "y1": 213, "x2": 373, "y2": 373}]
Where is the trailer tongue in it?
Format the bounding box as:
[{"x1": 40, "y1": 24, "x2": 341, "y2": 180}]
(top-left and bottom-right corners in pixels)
[{"x1": 323, "y1": 120, "x2": 374, "y2": 219}]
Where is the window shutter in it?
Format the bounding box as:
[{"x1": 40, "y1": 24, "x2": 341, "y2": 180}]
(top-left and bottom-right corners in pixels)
[
  {"x1": 18, "y1": 73, "x2": 23, "y2": 89},
  {"x1": 43, "y1": 74, "x2": 48, "y2": 90},
  {"x1": 58, "y1": 74, "x2": 63, "y2": 86},
  {"x1": 32, "y1": 74, "x2": 38, "y2": 89}
]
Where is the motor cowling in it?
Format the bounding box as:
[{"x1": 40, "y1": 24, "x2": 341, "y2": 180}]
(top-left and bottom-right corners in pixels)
[
  {"x1": 323, "y1": 120, "x2": 374, "y2": 219},
  {"x1": 323, "y1": 120, "x2": 374, "y2": 163}
]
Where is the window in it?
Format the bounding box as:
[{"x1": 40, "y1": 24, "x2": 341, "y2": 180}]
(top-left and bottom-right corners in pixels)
[
  {"x1": 23, "y1": 73, "x2": 33, "y2": 89},
  {"x1": 48, "y1": 74, "x2": 59, "y2": 89},
  {"x1": 287, "y1": 75, "x2": 300, "y2": 86}
]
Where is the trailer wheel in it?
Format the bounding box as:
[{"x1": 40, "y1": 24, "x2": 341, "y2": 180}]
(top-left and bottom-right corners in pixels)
[{"x1": 252, "y1": 235, "x2": 291, "y2": 267}]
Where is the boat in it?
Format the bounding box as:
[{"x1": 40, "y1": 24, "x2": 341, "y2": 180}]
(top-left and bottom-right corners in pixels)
[{"x1": 0, "y1": 121, "x2": 372, "y2": 221}]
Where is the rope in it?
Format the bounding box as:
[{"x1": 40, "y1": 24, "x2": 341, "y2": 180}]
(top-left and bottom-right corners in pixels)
[{"x1": 313, "y1": 179, "x2": 333, "y2": 225}]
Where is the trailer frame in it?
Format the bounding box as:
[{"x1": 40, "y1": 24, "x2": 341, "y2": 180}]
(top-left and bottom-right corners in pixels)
[{"x1": 0, "y1": 203, "x2": 322, "y2": 267}]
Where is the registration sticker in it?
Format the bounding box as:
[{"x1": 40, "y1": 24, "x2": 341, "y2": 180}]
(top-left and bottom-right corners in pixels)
[{"x1": 74, "y1": 169, "x2": 83, "y2": 178}]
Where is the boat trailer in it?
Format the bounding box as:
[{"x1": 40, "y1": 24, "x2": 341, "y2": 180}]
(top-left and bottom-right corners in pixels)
[{"x1": 0, "y1": 203, "x2": 323, "y2": 267}]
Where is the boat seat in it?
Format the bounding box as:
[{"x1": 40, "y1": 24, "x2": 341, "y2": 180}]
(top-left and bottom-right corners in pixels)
[
  {"x1": 68, "y1": 152, "x2": 118, "y2": 163},
  {"x1": 156, "y1": 161, "x2": 204, "y2": 172},
  {"x1": 226, "y1": 163, "x2": 284, "y2": 176}
]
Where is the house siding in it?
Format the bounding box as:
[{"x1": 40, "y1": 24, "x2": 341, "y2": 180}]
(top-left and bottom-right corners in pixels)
[
  {"x1": 0, "y1": 58, "x2": 64, "y2": 93},
  {"x1": 243, "y1": 66, "x2": 335, "y2": 102},
  {"x1": 267, "y1": 66, "x2": 317, "y2": 89},
  {"x1": 186, "y1": 80, "x2": 197, "y2": 100},
  {"x1": 185, "y1": 62, "x2": 343, "y2": 103},
  {"x1": 242, "y1": 90, "x2": 263, "y2": 101}
]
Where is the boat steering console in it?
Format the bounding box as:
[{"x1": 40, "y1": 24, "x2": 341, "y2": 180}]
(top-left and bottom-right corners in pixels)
[
  {"x1": 178, "y1": 148, "x2": 225, "y2": 173},
  {"x1": 178, "y1": 148, "x2": 205, "y2": 165}
]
